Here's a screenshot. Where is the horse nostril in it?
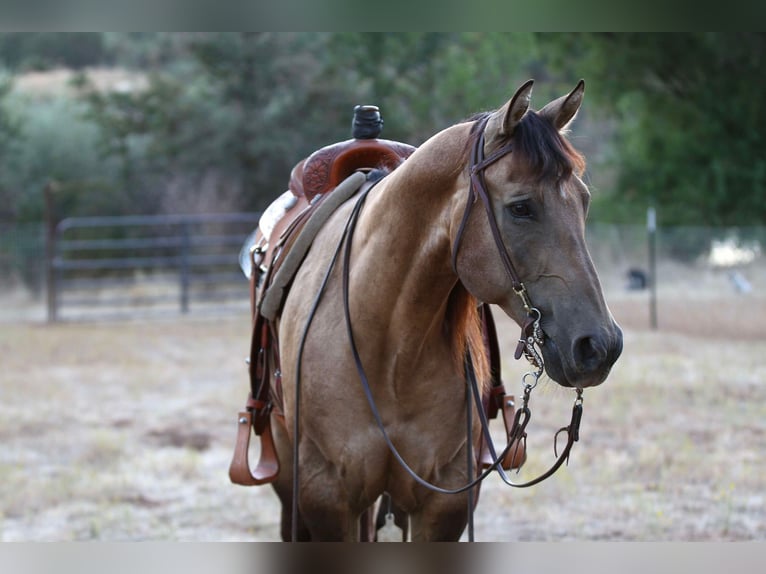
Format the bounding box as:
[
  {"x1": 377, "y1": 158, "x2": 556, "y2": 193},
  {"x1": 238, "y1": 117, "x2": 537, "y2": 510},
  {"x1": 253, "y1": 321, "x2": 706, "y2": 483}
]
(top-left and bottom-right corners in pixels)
[{"x1": 573, "y1": 335, "x2": 606, "y2": 373}]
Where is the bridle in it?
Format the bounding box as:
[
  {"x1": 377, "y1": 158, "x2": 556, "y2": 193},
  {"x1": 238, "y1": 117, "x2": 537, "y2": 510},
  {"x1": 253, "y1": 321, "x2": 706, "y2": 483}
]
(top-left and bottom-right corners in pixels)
[
  {"x1": 291, "y1": 116, "x2": 585, "y2": 540},
  {"x1": 452, "y1": 115, "x2": 540, "y2": 345},
  {"x1": 453, "y1": 116, "x2": 529, "y2": 299},
  {"x1": 451, "y1": 115, "x2": 585, "y2": 468}
]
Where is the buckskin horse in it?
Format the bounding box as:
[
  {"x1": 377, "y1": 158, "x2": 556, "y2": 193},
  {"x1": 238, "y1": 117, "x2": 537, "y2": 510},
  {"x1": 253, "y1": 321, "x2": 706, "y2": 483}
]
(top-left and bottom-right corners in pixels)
[{"x1": 231, "y1": 80, "x2": 623, "y2": 541}]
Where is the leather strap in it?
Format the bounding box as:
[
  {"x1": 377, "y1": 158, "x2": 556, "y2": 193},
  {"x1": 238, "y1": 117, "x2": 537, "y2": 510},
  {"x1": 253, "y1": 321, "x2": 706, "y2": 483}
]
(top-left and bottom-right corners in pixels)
[
  {"x1": 479, "y1": 392, "x2": 526, "y2": 470},
  {"x1": 228, "y1": 316, "x2": 282, "y2": 487},
  {"x1": 480, "y1": 303, "x2": 526, "y2": 470},
  {"x1": 336, "y1": 122, "x2": 581, "y2": 493},
  {"x1": 452, "y1": 116, "x2": 523, "y2": 291},
  {"x1": 261, "y1": 171, "x2": 367, "y2": 321}
]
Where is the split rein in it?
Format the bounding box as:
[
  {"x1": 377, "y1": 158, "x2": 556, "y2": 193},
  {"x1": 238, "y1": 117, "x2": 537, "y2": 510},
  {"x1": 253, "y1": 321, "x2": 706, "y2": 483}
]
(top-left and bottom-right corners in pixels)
[
  {"x1": 337, "y1": 180, "x2": 584, "y2": 496},
  {"x1": 290, "y1": 118, "x2": 585, "y2": 537},
  {"x1": 450, "y1": 114, "x2": 586, "y2": 488}
]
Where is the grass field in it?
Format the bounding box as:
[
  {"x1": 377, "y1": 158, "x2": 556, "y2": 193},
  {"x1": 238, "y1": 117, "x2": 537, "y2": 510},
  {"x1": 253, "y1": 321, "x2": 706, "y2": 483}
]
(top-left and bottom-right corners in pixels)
[{"x1": 0, "y1": 292, "x2": 764, "y2": 541}]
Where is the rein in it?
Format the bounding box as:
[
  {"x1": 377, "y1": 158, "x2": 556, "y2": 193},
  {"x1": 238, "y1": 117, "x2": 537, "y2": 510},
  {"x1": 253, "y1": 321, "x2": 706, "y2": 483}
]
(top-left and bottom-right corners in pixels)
[
  {"x1": 333, "y1": 119, "x2": 583, "y2": 494},
  {"x1": 451, "y1": 114, "x2": 586, "y2": 486},
  {"x1": 333, "y1": 173, "x2": 583, "y2": 498},
  {"x1": 290, "y1": 117, "x2": 586, "y2": 539}
]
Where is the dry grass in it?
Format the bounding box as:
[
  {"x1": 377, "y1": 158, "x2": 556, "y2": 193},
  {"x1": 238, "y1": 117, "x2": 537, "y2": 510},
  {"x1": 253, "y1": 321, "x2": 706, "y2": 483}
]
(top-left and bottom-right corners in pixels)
[
  {"x1": 0, "y1": 292, "x2": 764, "y2": 541},
  {"x1": 0, "y1": 317, "x2": 281, "y2": 541},
  {"x1": 476, "y1": 293, "x2": 766, "y2": 541}
]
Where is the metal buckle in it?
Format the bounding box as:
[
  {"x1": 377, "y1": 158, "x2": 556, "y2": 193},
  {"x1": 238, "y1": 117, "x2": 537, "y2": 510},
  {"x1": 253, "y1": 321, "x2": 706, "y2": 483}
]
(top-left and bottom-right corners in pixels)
[{"x1": 513, "y1": 283, "x2": 533, "y2": 313}]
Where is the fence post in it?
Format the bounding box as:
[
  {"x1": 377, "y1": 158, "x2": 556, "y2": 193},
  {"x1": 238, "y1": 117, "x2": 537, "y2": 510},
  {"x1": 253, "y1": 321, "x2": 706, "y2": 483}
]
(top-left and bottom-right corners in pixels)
[
  {"x1": 44, "y1": 181, "x2": 58, "y2": 323},
  {"x1": 647, "y1": 206, "x2": 658, "y2": 330},
  {"x1": 179, "y1": 221, "x2": 191, "y2": 314}
]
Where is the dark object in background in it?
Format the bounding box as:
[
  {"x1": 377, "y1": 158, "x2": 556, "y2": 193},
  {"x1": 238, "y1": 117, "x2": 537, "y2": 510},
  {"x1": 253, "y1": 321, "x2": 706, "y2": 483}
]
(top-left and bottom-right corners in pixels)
[{"x1": 627, "y1": 268, "x2": 647, "y2": 290}]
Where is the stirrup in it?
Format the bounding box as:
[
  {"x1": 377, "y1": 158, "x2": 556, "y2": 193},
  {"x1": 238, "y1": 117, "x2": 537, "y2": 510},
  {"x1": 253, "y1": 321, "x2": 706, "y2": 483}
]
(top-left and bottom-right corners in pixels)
[
  {"x1": 229, "y1": 411, "x2": 280, "y2": 486},
  {"x1": 480, "y1": 394, "x2": 527, "y2": 470}
]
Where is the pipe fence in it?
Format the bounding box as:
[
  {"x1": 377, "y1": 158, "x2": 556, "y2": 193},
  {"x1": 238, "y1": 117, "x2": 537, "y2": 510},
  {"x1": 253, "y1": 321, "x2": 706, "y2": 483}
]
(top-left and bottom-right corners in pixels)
[{"x1": 46, "y1": 212, "x2": 260, "y2": 322}]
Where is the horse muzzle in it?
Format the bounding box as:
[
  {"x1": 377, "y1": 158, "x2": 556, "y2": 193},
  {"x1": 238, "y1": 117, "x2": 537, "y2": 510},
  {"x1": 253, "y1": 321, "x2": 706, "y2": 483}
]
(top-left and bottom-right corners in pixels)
[{"x1": 542, "y1": 321, "x2": 623, "y2": 388}]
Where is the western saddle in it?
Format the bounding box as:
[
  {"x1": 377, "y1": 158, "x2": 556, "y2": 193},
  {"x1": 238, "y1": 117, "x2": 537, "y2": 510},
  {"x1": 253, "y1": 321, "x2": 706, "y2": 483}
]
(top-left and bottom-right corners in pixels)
[{"x1": 229, "y1": 105, "x2": 524, "y2": 488}]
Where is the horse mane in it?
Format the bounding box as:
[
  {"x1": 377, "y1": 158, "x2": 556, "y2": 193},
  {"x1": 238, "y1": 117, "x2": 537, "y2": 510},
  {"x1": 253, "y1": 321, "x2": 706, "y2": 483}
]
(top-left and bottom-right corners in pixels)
[
  {"x1": 465, "y1": 110, "x2": 586, "y2": 182},
  {"x1": 445, "y1": 283, "x2": 489, "y2": 390}
]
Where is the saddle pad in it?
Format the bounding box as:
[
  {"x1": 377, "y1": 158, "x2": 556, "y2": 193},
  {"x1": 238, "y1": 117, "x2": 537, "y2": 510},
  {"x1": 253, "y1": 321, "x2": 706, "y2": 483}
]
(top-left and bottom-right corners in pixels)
[{"x1": 260, "y1": 170, "x2": 368, "y2": 321}]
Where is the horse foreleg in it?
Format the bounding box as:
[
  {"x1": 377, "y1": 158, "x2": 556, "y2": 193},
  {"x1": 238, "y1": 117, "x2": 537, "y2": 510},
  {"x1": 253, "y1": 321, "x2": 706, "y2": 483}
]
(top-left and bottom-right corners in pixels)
[
  {"x1": 270, "y1": 417, "x2": 311, "y2": 541},
  {"x1": 359, "y1": 506, "x2": 375, "y2": 542},
  {"x1": 298, "y1": 471, "x2": 362, "y2": 541},
  {"x1": 409, "y1": 491, "x2": 470, "y2": 541}
]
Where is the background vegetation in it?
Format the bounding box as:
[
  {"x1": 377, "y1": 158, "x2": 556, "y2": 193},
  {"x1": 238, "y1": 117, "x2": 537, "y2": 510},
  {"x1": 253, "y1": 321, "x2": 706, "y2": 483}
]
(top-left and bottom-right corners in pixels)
[{"x1": 1, "y1": 32, "x2": 764, "y2": 227}]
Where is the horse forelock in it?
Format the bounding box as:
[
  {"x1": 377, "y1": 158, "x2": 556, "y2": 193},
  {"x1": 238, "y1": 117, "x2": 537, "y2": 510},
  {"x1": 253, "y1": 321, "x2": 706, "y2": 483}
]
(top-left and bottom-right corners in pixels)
[
  {"x1": 465, "y1": 110, "x2": 586, "y2": 183},
  {"x1": 513, "y1": 111, "x2": 586, "y2": 182}
]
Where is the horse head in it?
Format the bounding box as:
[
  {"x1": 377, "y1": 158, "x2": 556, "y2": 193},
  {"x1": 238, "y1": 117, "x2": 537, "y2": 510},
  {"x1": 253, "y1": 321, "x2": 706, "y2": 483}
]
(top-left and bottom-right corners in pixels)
[{"x1": 454, "y1": 80, "x2": 623, "y2": 389}]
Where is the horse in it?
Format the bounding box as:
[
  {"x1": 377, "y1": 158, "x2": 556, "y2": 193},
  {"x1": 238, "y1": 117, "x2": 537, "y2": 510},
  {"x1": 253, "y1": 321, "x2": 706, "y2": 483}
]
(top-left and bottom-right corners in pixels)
[{"x1": 267, "y1": 80, "x2": 623, "y2": 541}]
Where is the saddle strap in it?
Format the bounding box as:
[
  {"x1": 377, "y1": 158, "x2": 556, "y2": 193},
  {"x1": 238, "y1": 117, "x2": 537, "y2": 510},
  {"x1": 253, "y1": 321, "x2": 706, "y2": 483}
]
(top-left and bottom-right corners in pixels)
[
  {"x1": 228, "y1": 410, "x2": 280, "y2": 486},
  {"x1": 479, "y1": 304, "x2": 526, "y2": 470},
  {"x1": 229, "y1": 315, "x2": 282, "y2": 487},
  {"x1": 479, "y1": 391, "x2": 527, "y2": 470},
  {"x1": 260, "y1": 171, "x2": 367, "y2": 321},
  {"x1": 232, "y1": 173, "x2": 368, "y2": 489}
]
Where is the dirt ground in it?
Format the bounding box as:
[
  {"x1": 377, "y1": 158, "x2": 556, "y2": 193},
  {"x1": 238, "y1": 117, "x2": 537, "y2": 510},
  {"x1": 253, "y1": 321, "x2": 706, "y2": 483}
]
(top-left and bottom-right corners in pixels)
[{"x1": 1, "y1": 292, "x2": 765, "y2": 541}]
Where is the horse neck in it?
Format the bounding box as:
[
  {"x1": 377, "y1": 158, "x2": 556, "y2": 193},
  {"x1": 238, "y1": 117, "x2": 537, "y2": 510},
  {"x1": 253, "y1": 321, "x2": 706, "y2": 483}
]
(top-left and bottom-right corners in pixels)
[{"x1": 349, "y1": 123, "x2": 472, "y2": 358}]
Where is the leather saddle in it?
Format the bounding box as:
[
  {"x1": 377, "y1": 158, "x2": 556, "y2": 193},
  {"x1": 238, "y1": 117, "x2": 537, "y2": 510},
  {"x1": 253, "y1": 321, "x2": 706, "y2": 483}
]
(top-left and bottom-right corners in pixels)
[
  {"x1": 229, "y1": 114, "x2": 525, "y2": 487},
  {"x1": 230, "y1": 133, "x2": 416, "y2": 486}
]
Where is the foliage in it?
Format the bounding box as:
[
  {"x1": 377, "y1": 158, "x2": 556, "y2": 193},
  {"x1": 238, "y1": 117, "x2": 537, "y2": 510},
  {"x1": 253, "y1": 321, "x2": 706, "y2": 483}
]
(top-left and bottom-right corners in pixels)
[
  {"x1": 0, "y1": 90, "x2": 119, "y2": 223},
  {"x1": 0, "y1": 73, "x2": 22, "y2": 218},
  {"x1": 0, "y1": 33, "x2": 110, "y2": 71},
  {"x1": 537, "y1": 33, "x2": 766, "y2": 227},
  {"x1": 184, "y1": 33, "x2": 330, "y2": 209},
  {"x1": 323, "y1": 33, "x2": 539, "y2": 143},
  {"x1": 2, "y1": 32, "x2": 766, "y2": 234},
  {"x1": 74, "y1": 70, "x2": 221, "y2": 214}
]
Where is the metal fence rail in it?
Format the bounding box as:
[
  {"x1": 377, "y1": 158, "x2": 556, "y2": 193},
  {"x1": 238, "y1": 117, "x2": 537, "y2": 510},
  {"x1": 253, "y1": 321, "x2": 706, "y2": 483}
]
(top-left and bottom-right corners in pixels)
[
  {"x1": 2, "y1": 214, "x2": 762, "y2": 325},
  {"x1": 48, "y1": 212, "x2": 261, "y2": 322}
]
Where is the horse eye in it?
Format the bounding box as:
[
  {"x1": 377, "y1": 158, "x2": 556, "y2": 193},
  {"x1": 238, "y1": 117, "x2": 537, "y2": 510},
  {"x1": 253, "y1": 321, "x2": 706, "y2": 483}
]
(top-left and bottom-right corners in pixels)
[{"x1": 507, "y1": 201, "x2": 532, "y2": 219}]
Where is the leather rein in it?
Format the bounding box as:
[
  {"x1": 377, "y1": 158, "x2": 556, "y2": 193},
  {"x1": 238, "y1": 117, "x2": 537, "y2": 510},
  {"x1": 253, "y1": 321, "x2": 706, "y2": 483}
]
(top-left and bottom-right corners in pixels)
[
  {"x1": 290, "y1": 117, "x2": 585, "y2": 538},
  {"x1": 342, "y1": 116, "x2": 583, "y2": 491}
]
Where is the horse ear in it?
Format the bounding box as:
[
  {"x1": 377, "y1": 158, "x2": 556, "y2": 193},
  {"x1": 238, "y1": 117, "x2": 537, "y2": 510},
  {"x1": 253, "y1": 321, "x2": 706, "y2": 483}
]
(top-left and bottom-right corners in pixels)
[
  {"x1": 538, "y1": 79, "x2": 585, "y2": 132},
  {"x1": 484, "y1": 79, "x2": 534, "y2": 154}
]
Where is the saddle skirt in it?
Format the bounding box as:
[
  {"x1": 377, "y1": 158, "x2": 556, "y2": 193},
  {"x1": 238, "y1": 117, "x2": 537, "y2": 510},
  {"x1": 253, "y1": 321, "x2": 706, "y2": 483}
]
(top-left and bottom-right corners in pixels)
[
  {"x1": 239, "y1": 135, "x2": 417, "y2": 307},
  {"x1": 254, "y1": 170, "x2": 368, "y2": 321}
]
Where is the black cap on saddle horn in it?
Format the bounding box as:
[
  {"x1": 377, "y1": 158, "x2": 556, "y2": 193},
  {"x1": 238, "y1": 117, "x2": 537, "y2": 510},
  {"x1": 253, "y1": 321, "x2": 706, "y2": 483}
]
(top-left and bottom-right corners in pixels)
[{"x1": 352, "y1": 105, "x2": 383, "y2": 139}]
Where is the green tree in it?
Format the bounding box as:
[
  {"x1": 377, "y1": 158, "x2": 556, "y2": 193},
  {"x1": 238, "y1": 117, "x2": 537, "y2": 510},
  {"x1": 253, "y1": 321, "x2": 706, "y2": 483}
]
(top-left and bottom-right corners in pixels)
[
  {"x1": 0, "y1": 74, "x2": 22, "y2": 222},
  {"x1": 0, "y1": 33, "x2": 109, "y2": 71},
  {"x1": 186, "y1": 32, "x2": 350, "y2": 208},
  {"x1": 538, "y1": 32, "x2": 766, "y2": 227},
  {"x1": 324, "y1": 33, "x2": 539, "y2": 143},
  {"x1": 72, "y1": 34, "x2": 346, "y2": 212},
  {"x1": 3, "y1": 92, "x2": 119, "y2": 222}
]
